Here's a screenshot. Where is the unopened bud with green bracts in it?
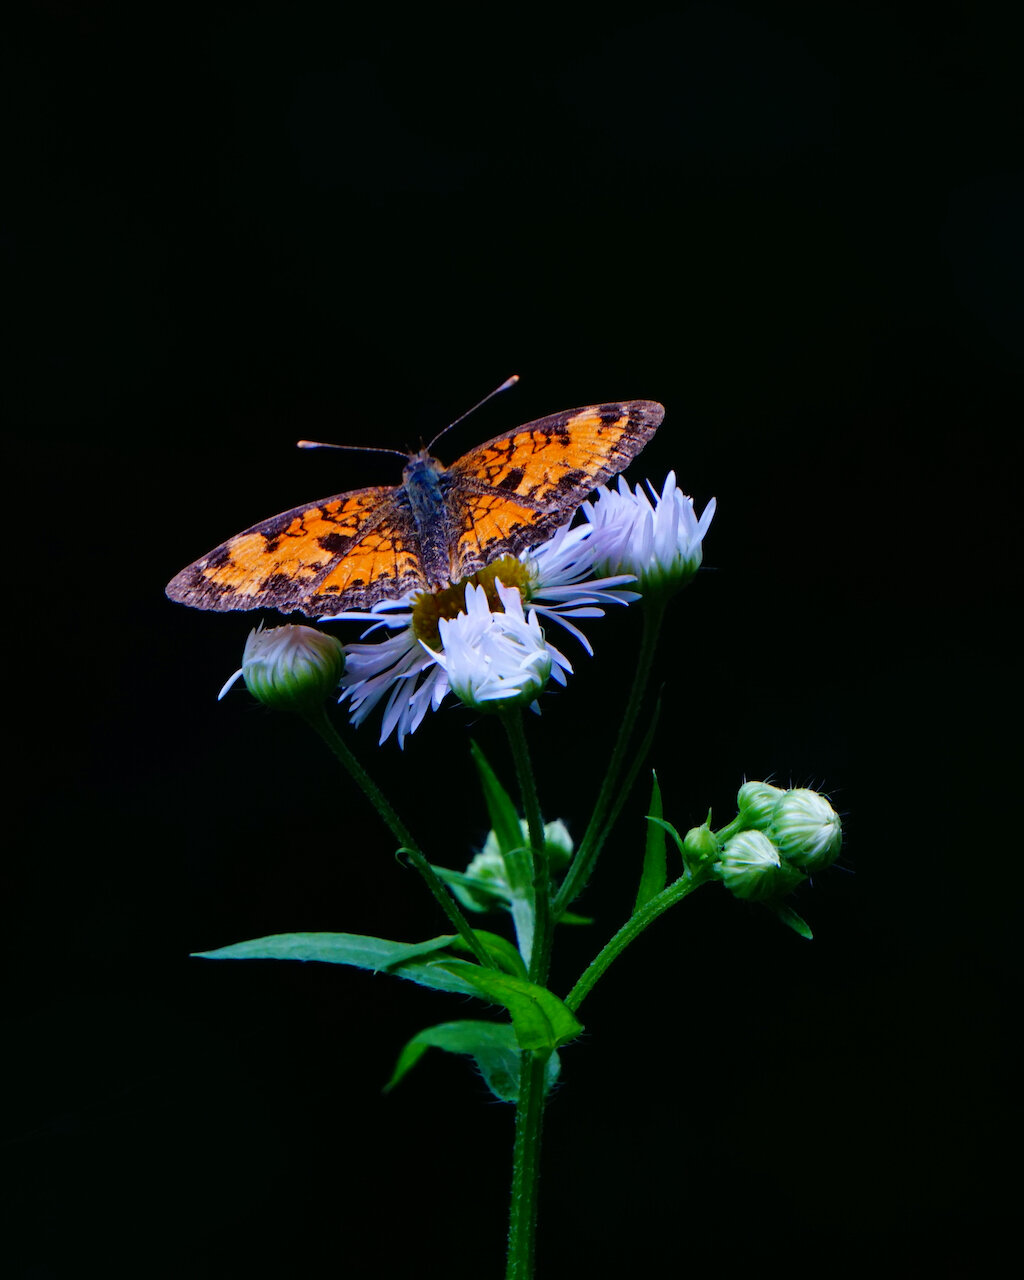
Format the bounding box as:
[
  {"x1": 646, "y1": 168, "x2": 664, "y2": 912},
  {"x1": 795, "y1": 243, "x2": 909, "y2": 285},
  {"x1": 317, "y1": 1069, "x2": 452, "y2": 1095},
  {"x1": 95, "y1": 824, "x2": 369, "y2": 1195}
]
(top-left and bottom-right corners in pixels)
[
  {"x1": 219, "y1": 624, "x2": 346, "y2": 714},
  {"x1": 736, "y1": 780, "x2": 786, "y2": 830},
  {"x1": 715, "y1": 830, "x2": 805, "y2": 901},
  {"x1": 769, "y1": 787, "x2": 842, "y2": 871}
]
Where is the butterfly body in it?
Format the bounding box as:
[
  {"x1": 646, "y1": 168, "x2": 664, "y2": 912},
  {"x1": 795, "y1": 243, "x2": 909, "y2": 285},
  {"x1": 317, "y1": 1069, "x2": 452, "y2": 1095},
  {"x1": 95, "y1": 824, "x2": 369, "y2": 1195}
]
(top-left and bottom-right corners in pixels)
[
  {"x1": 401, "y1": 450, "x2": 460, "y2": 591},
  {"x1": 166, "y1": 400, "x2": 664, "y2": 617}
]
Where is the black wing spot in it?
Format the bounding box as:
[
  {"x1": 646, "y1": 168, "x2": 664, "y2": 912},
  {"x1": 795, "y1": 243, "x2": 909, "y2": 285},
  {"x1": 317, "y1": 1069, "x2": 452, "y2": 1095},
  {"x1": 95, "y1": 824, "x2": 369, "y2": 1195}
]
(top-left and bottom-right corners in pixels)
[{"x1": 318, "y1": 532, "x2": 349, "y2": 553}]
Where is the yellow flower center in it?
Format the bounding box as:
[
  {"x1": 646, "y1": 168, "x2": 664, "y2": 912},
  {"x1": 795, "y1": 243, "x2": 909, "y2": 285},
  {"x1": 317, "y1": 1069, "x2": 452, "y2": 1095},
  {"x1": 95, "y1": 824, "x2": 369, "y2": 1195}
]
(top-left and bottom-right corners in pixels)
[{"x1": 411, "y1": 557, "x2": 532, "y2": 650}]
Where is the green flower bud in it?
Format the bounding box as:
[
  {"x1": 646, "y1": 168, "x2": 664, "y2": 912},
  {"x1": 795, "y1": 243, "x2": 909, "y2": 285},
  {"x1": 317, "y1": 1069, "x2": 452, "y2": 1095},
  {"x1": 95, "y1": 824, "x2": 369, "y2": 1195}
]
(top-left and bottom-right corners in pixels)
[
  {"x1": 219, "y1": 624, "x2": 345, "y2": 713},
  {"x1": 682, "y1": 822, "x2": 720, "y2": 865},
  {"x1": 716, "y1": 830, "x2": 804, "y2": 901},
  {"x1": 537, "y1": 818, "x2": 574, "y2": 869},
  {"x1": 769, "y1": 788, "x2": 843, "y2": 871},
  {"x1": 452, "y1": 846, "x2": 511, "y2": 913},
  {"x1": 736, "y1": 780, "x2": 786, "y2": 830},
  {"x1": 450, "y1": 817, "x2": 574, "y2": 913}
]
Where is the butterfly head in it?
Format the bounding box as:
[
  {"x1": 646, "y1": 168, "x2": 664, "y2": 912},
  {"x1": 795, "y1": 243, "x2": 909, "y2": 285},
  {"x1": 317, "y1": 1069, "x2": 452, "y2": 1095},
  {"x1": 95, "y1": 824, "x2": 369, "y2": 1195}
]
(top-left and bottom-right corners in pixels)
[{"x1": 402, "y1": 448, "x2": 446, "y2": 485}]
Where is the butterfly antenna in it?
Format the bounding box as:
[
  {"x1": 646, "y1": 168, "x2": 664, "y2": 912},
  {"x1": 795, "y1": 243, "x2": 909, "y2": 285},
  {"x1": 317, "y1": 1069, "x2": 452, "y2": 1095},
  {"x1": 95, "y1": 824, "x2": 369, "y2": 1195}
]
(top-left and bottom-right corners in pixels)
[
  {"x1": 296, "y1": 440, "x2": 409, "y2": 458},
  {"x1": 426, "y1": 374, "x2": 520, "y2": 452}
]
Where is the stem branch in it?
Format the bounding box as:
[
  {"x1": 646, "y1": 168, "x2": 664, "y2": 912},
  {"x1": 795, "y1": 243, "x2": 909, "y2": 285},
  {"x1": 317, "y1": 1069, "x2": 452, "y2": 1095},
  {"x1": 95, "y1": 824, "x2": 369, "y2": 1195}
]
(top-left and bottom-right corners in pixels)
[
  {"x1": 303, "y1": 707, "x2": 495, "y2": 968},
  {"x1": 555, "y1": 598, "x2": 666, "y2": 915},
  {"x1": 564, "y1": 868, "x2": 712, "y2": 1015}
]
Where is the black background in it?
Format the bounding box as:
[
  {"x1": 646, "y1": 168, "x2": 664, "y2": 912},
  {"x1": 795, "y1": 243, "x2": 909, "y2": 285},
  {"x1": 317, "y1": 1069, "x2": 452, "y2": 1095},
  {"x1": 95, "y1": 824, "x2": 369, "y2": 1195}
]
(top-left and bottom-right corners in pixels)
[{"x1": 5, "y1": 3, "x2": 1019, "y2": 1276}]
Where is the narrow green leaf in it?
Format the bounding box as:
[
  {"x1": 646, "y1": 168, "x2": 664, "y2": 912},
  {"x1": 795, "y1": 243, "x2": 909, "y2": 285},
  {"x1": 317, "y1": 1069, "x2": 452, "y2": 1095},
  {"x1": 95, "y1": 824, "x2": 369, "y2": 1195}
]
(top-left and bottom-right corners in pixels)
[
  {"x1": 192, "y1": 932, "x2": 456, "y2": 971},
  {"x1": 193, "y1": 930, "x2": 549, "y2": 1004},
  {"x1": 771, "y1": 903, "x2": 814, "y2": 940},
  {"x1": 646, "y1": 815, "x2": 688, "y2": 862},
  {"x1": 470, "y1": 739, "x2": 524, "y2": 857},
  {"x1": 439, "y1": 960, "x2": 582, "y2": 1050},
  {"x1": 449, "y1": 929, "x2": 528, "y2": 978},
  {"x1": 558, "y1": 911, "x2": 594, "y2": 926},
  {"x1": 634, "y1": 771, "x2": 667, "y2": 912},
  {"x1": 430, "y1": 863, "x2": 511, "y2": 905},
  {"x1": 384, "y1": 1020, "x2": 561, "y2": 1102}
]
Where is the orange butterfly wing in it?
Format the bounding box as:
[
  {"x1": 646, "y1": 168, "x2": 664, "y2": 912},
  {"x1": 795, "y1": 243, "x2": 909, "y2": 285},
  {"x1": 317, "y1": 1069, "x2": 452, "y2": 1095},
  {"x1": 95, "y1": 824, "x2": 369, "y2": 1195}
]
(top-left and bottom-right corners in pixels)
[
  {"x1": 445, "y1": 400, "x2": 664, "y2": 579},
  {"x1": 166, "y1": 485, "x2": 428, "y2": 616}
]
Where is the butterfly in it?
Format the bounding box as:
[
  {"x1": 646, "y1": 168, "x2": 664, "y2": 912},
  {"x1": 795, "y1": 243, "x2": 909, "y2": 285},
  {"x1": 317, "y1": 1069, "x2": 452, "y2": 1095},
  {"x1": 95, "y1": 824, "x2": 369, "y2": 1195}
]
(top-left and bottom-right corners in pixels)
[{"x1": 166, "y1": 399, "x2": 664, "y2": 618}]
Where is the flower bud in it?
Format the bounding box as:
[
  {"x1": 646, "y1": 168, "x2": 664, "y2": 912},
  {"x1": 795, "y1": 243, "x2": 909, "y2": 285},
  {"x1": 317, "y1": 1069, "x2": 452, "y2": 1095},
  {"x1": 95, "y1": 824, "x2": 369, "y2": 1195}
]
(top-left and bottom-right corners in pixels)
[
  {"x1": 450, "y1": 817, "x2": 574, "y2": 913},
  {"x1": 736, "y1": 780, "x2": 786, "y2": 830},
  {"x1": 538, "y1": 818, "x2": 574, "y2": 869},
  {"x1": 716, "y1": 830, "x2": 804, "y2": 901},
  {"x1": 452, "y1": 845, "x2": 511, "y2": 913},
  {"x1": 682, "y1": 822, "x2": 720, "y2": 866},
  {"x1": 219, "y1": 624, "x2": 345, "y2": 713},
  {"x1": 769, "y1": 788, "x2": 843, "y2": 871}
]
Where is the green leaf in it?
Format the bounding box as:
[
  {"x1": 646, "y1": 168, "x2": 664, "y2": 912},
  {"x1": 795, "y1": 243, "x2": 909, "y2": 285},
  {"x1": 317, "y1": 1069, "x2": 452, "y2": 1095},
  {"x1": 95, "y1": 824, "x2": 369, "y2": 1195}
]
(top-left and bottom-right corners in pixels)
[
  {"x1": 469, "y1": 739, "x2": 542, "y2": 967},
  {"x1": 190, "y1": 929, "x2": 580, "y2": 1026},
  {"x1": 470, "y1": 739, "x2": 524, "y2": 857},
  {"x1": 439, "y1": 960, "x2": 582, "y2": 1050},
  {"x1": 634, "y1": 771, "x2": 667, "y2": 911},
  {"x1": 430, "y1": 863, "x2": 511, "y2": 908},
  {"x1": 383, "y1": 1020, "x2": 561, "y2": 1102},
  {"x1": 192, "y1": 932, "x2": 457, "y2": 970},
  {"x1": 192, "y1": 931, "x2": 583, "y2": 1045},
  {"x1": 449, "y1": 929, "x2": 528, "y2": 978},
  {"x1": 645, "y1": 815, "x2": 688, "y2": 863},
  {"x1": 770, "y1": 903, "x2": 814, "y2": 939},
  {"x1": 558, "y1": 911, "x2": 594, "y2": 926}
]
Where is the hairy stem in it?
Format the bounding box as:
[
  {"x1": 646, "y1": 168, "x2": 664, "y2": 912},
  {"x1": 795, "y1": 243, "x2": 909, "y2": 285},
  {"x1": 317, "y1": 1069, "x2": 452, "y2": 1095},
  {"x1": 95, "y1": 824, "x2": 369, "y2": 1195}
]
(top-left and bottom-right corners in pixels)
[{"x1": 303, "y1": 707, "x2": 495, "y2": 968}]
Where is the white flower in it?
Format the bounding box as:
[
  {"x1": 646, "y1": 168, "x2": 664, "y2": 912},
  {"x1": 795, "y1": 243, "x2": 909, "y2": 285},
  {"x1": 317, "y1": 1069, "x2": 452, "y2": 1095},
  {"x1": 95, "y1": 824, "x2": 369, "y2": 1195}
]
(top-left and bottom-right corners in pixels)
[
  {"x1": 520, "y1": 520, "x2": 639, "y2": 654},
  {"x1": 324, "y1": 516, "x2": 637, "y2": 747},
  {"x1": 426, "y1": 581, "x2": 571, "y2": 710},
  {"x1": 219, "y1": 624, "x2": 345, "y2": 712},
  {"x1": 334, "y1": 605, "x2": 447, "y2": 748},
  {"x1": 582, "y1": 471, "x2": 716, "y2": 595}
]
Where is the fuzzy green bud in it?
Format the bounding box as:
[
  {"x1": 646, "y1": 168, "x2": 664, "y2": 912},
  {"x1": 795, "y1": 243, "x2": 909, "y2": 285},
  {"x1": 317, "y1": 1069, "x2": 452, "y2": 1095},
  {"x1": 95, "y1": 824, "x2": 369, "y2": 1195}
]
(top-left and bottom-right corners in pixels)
[
  {"x1": 769, "y1": 788, "x2": 843, "y2": 871},
  {"x1": 736, "y1": 781, "x2": 786, "y2": 830},
  {"x1": 716, "y1": 830, "x2": 804, "y2": 901},
  {"x1": 220, "y1": 624, "x2": 345, "y2": 713}
]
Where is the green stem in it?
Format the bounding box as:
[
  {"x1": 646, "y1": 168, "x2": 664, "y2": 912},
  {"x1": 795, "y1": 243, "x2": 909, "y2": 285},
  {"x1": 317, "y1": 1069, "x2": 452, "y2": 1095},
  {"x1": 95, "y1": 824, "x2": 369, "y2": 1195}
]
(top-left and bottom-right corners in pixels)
[
  {"x1": 506, "y1": 1050, "x2": 550, "y2": 1280},
  {"x1": 554, "y1": 597, "x2": 666, "y2": 915},
  {"x1": 303, "y1": 707, "x2": 495, "y2": 969},
  {"x1": 501, "y1": 709, "x2": 551, "y2": 985},
  {"x1": 564, "y1": 868, "x2": 712, "y2": 1015}
]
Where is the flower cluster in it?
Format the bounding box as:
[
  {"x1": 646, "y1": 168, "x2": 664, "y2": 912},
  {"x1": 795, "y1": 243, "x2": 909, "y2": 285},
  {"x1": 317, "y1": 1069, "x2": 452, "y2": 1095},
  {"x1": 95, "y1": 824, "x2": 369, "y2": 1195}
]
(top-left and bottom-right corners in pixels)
[
  {"x1": 711, "y1": 781, "x2": 843, "y2": 900},
  {"x1": 327, "y1": 473, "x2": 715, "y2": 746}
]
